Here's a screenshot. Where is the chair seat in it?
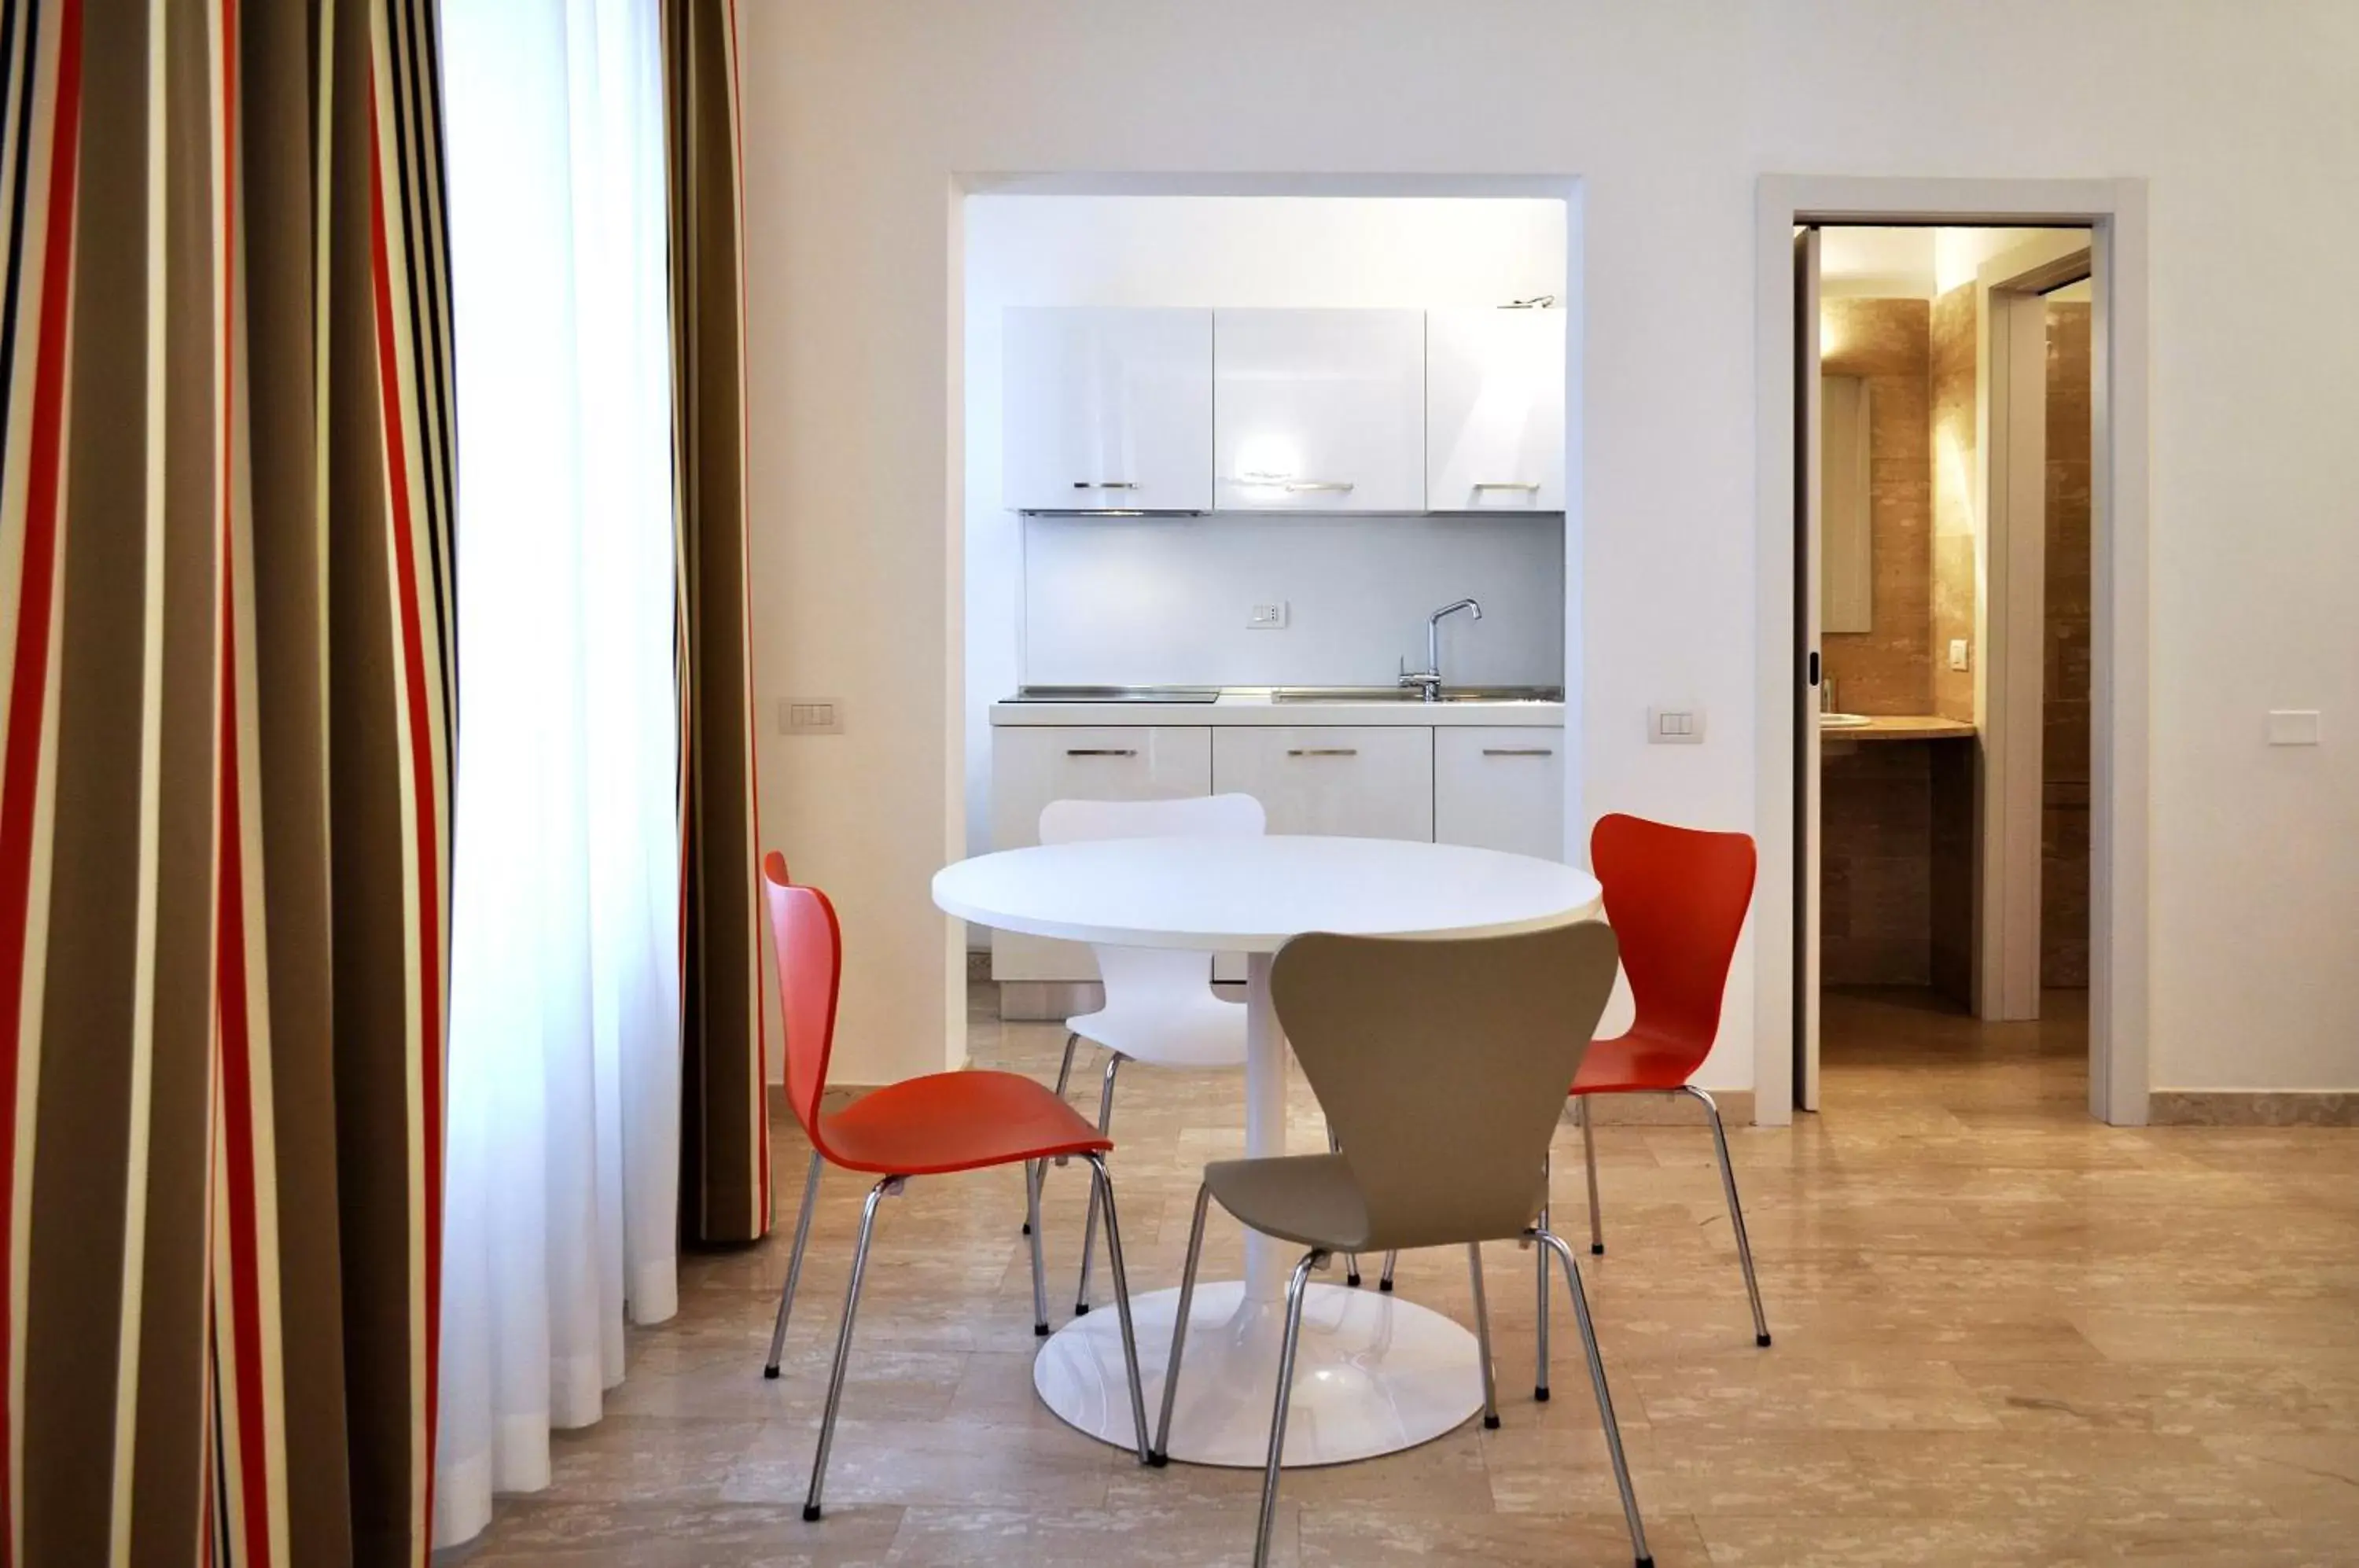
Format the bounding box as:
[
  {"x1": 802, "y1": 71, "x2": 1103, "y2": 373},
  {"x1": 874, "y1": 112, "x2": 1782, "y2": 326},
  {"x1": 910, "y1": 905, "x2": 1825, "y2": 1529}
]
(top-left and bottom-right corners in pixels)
[
  {"x1": 1068, "y1": 991, "x2": 1247, "y2": 1069},
  {"x1": 1203, "y1": 1153, "x2": 1554, "y2": 1255},
  {"x1": 819, "y1": 1069, "x2": 1112, "y2": 1176},
  {"x1": 1571, "y1": 1028, "x2": 1704, "y2": 1095}
]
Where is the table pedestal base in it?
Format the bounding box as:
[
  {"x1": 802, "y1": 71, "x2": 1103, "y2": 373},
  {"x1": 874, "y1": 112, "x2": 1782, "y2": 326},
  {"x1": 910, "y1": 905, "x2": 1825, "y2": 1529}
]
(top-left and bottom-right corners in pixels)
[{"x1": 1032, "y1": 1279, "x2": 1485, "y2": 1468}]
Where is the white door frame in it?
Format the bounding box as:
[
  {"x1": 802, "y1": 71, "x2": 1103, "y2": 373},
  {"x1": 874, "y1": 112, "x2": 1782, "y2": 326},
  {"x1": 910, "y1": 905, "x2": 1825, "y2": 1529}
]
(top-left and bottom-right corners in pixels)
[
  {"x1": 1752, "y1": 176, "x2": 2151, "y2": 1128},
  {"x1": 1979, "y1": 241, "x2": 2095, "y2": 1022}
]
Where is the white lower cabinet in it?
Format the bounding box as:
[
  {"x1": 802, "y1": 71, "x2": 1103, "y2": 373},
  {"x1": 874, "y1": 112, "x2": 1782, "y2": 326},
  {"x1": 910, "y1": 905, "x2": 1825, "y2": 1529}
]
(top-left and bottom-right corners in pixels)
[
  {"x1": 1209, "y1": 727, "x2": 1434, "y2": 841},
  {"x1": 1433, "y1": 727, "x2": 1565, "y2": 861},
  {"x1": 989, "y1": 726, "x2": 1212, "y2": 982}
]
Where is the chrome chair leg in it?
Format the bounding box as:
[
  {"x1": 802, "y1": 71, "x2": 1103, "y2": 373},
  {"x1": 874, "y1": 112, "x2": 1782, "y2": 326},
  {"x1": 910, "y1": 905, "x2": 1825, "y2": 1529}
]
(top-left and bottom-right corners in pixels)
[
  {"x1": 1378, "y1": 1250, "x2": 1397, "y2": 1292},
  {"x1": 1534, "y1": 1150, "x2": 1552, "y2": 1401},
  {"x1": 1536, "y1": 1230, "x2": 1651, "y2": 1568},
  {"x1": 1152, "y1": 1183, "x2": 1214, "y2": 1465},
  {"x1": 804, "y1": 1176, "x2": 902, "y2": 1522},
  {"x1": 1581, "y1": 1095, "x2": 1604, "y2": 1254},
  {"x1": 1684, "y1": 1084, "x2": 1772, "y2": 1347},
  {"x1": 1467, "y1": 1242, "x2": 1500, "y2": 1430},
  {"x1": 1073, "y1": 1053, "x2": 1124, "y2": 1314},
  {"x1": 764, "y1": 1148, "x2": 824, "y2": 1377},
  {"x1": 1083, "y1": 1153, "x2": 1153, "y2": 1464},
  {"x1": 1024, "y1": 1031, "x2": 1084, "y2": 1235},
  {"x1": 1256, "y1": 1250, "x2": 1327, "y2": 1568},
  {"x1": 1025, "y1": 1154, "x2": 1050, "y2": 1336},
  {"x1": 1328, "y1": 1122, "x2": 1361, "y2": 1286}
]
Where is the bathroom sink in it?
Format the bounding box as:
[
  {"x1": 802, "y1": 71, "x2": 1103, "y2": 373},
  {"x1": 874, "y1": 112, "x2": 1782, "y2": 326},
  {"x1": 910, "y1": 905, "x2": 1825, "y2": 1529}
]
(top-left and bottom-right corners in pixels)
[{"x1": 1820, "y1": 712, "x2": 1873, "y2": 729}]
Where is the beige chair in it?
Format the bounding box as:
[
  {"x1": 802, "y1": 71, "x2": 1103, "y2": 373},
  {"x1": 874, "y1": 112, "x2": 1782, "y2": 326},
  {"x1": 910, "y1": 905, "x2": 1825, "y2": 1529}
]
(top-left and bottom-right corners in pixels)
[{"x1": 1154, "y1": 921, "x2": 1653, "y2": 1568}]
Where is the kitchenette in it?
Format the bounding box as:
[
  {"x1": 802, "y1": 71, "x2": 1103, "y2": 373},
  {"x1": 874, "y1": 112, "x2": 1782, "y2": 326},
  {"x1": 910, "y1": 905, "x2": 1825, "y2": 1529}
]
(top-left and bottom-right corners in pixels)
[{"x1": 964, "y1": 195, "x2": 1573, "y2": 1017}]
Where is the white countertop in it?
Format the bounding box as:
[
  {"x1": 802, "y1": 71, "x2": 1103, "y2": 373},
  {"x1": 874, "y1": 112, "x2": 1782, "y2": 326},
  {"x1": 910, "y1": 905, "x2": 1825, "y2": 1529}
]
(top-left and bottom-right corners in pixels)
[{"x1": 990, "y1": 688, "x2": 1564, "y2": 727}]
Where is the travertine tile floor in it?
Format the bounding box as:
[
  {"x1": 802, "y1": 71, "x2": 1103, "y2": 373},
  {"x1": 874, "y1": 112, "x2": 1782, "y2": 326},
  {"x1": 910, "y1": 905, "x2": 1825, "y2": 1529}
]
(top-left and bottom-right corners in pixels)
[{"x1": 455, "y1": 986, "x2": 2359, "y2": 1566}]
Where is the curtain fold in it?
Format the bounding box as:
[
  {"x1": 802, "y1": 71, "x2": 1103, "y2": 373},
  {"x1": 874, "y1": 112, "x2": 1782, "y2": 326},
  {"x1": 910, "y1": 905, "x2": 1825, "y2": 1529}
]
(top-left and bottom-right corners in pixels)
[
  {"x1": 2, "y1": 2, "x2": 455, "y2": 1566},
  {"x1": 430, "y1": 0, "x2": 682, "y2": 1547},
  {"x1": 666, "y1": 0, "x2": 768, "y2": 1247}
]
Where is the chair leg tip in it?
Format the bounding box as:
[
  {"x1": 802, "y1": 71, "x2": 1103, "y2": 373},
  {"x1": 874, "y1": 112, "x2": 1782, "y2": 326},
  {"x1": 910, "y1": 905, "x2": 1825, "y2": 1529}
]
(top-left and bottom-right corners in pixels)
[
  {"x1": 1482, "y1": 1414, "x2": 1501, "y2": 1430},
  {"x1": 1378, "y1": 1279, "x2": 1393, "y2": 1293},
  {"x1": 801, "y1": 1505, "x2": 823, "y2": 1523},
  {"x1": 1148, "y1": 1451, "x2": 1169, "y2": 1468},
  {"x1": 1345, "y1": 1272, "x2": 1361, "y2": 1288},
  {"x1": 1073, "y1": 1302, "x2": 1091, "y2": 1316},
  {"x1": 1757, "y1": 1331, "x2": 1773, "y2": 1347},
  {"x1": 762, "y1": 1365, "x2": 781, "y2": 1380},
  {"x1": 1035, "y1": 1322, "x2": 1051, "y2": 1337},
  {"x1": 1636, "y1": 1556, "x2": 1653, "y2": 1568},
  {"x1": 1021, "y1": 1221, "x2": 1032, "y2": 1235},
  {"x1": 1533, "y1": 1386, "x2": 1551, "y2": 1402},
  {"x1": 1591, "y1": 1242, "x2": 1605, "y2": 1256}
]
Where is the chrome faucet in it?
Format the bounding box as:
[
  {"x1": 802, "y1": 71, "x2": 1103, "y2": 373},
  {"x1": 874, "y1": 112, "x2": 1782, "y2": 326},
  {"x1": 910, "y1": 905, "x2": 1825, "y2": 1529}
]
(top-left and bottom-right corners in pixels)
[{"x1": 1399, "y1": 598, "x2": 1483, "y2": 702}]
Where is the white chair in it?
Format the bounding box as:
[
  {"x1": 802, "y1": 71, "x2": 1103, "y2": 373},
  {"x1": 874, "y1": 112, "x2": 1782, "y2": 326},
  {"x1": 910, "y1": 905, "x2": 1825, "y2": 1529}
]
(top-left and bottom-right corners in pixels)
[{"x1": 1031, "y1": 793, "x2": 1264, "y2": 1316}]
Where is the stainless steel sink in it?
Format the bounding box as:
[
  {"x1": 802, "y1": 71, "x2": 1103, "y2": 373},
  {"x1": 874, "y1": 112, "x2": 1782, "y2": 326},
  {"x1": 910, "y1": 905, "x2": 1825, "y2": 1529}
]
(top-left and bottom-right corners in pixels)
[{"x1": 1270, "y1": 685, "x2": 1564, "y2": 705}]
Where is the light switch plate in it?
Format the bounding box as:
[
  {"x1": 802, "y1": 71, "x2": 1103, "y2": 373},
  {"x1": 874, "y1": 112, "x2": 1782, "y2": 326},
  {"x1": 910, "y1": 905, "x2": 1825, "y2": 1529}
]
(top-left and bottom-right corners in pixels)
[
  {"x1": 1247, "y1": 601, "x2": 1290, "y2": 630},
  {"x1": 1949, "y1": 639, "x2": 1971, "y2": 672},
  {"x1": 781, "y1": 698, "x2": 844, "y2": 736},
  {"x1": 1647, "y1": 706, "x2": 1705, "y2": 745},
  {"x1": 2266, "y1": 709, "x2": 2320, "y2": 746}
]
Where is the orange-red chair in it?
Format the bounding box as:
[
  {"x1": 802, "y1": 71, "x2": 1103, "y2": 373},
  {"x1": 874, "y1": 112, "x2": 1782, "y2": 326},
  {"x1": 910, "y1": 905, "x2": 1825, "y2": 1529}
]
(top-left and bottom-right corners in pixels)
[
  {"x1": 756, "y1": 852, "x2": 1151, "y2": 1517},
  {"x1": 1536, "y1": 815, "x2": 1769, "y2": 1401}
]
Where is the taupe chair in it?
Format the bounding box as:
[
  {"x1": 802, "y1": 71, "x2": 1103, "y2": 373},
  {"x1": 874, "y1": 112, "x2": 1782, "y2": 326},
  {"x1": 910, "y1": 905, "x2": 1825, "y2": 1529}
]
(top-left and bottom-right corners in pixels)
[{"x1": 1154, "y1": 921, "x2": 1653, "y2": 1568}]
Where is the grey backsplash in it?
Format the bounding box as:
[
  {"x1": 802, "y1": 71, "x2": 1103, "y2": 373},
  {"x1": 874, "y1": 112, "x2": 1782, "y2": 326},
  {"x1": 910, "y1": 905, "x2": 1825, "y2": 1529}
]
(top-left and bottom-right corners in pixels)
[{"x1": 1021, "y1": 513, "x2": 1565, "y2": 688}]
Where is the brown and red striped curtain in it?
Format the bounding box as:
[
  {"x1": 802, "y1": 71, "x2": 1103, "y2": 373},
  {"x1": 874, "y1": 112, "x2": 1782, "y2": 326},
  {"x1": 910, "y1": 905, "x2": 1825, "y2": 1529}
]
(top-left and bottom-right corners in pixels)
[
  {"x1": 666, "y1": 0, "x2": 769, "y2": 1247},
  {"x1": 1, "y1": 2, "x2": 455, "y2": 1564}
]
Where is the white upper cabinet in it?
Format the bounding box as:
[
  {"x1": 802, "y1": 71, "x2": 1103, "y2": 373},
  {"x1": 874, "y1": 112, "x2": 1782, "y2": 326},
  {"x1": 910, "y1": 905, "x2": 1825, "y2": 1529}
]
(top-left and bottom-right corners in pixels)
[
  {"x1": 1426, "y1": 308, "x2": 1566, "y2": 511},
  {"x1": 1213, "y1": 309, "x2": 1425, "y2": 513},
  {"x1": 1002, "y1": 307, "x2": 1213, "y2": 513}
]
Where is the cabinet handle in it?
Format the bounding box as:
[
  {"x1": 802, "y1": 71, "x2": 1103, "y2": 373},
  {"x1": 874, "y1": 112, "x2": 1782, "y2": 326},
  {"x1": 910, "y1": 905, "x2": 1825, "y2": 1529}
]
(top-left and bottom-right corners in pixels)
[
  {"x1": 1064, "y1": 748, "x2": 1137, "y2": 757},
  {"x1": 1483, "y1": 747, "x2": 1555, "y2": 756},
  {"x1": 1071, "y1": 480, "x2": 1139, "y2": 490},
  {"x1": 1287, "y1": 747, "x2": 1359, "y2": 757},
  {"x1": 1473, "y1": 481, "x2": 1542, "y2": 492},
  {"x1": 1227, "y1": 475, "x2": 1356, "y2": 494}
]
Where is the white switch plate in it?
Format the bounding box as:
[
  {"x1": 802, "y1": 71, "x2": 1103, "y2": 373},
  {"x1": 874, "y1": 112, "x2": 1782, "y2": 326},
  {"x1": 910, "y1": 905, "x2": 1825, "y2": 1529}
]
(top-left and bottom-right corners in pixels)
[
  {"x1": 1246, "y1": 601, "x2": 1290, "y2": 630},
  {"x1": 781, "y1": 698, "x2": 844, "y2": 736},
  {"x1": 1949, "y1": 639, "x2": 1971, "y2": 672},
  {"x1": 2266, "y1": 709, "x2": 2320, "y2": 745},
  {"x1": 1647, "y1": 706, "x2": 1705, "y2": 745}
]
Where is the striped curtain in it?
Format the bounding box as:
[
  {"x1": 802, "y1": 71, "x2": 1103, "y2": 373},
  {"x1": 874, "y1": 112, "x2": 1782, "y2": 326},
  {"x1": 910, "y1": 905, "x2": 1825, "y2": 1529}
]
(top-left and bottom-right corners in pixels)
[
  {"x1": 666, "y1": 0, "x2": 768, "y2": 1246},
  {"x1": 1, "y1": 2, "x2": 455, "y2": 1565}
]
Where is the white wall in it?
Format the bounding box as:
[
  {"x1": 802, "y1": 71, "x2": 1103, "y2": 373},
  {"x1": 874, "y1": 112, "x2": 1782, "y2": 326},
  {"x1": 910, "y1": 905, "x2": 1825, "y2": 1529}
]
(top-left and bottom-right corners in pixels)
[
  {"x1": 740, "y1": 0, "x2": 2359, "y2": 1095},
  {"x1": 963, "y1": 196, "x2": 1567, "y2": 867},
  {"x1": 1023, "y1": 514, "x2": 1564, "y2": 689}
]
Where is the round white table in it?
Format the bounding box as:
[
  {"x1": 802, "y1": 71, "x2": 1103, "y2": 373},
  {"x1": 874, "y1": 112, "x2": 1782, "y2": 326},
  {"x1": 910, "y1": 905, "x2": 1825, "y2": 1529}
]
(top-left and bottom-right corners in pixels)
[{"x1": 933, "y1": 834, "x2": 1602, "y2": 1468}]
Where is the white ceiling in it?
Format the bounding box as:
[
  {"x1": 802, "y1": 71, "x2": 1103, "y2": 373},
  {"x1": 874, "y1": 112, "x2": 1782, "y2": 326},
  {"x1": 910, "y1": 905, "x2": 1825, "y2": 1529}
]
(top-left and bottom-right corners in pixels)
[{"x1": 1819, "y1": 226, "x2": 2089, "y2": 300}]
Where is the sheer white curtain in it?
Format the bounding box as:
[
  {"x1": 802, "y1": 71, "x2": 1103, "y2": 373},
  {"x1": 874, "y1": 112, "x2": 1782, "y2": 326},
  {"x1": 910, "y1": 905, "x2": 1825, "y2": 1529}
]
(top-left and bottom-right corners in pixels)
[{"x1": 435, "y1": 0, "x2": 680, "y2": 1546}]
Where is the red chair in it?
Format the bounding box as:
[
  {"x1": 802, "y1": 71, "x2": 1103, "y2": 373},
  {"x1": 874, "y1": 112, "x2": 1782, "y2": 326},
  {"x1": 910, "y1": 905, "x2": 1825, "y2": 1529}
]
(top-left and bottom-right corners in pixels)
[
  {"x1": 1536, "y1": 815, "x2": 1769, "y2": 1401},
  {"x1": 756, "y1": 853, "x2": 1150, "y2": 1518}
]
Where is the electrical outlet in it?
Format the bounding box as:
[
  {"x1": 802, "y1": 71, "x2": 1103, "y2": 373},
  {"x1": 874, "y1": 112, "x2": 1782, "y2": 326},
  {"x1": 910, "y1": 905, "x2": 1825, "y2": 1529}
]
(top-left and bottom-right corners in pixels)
[
  {"x1": 1647, "y1": 706, "x2": 1705, "y2": 745},
  {"x1": 781, "y1": 698, "x2": 844, "y2": 735},
  {"x1": 1246, "y1": 602, "x2": 1290, "y2": 631},
  {"x1": 1949, "y1": 639, "x2": 1971, "y2": 672}
]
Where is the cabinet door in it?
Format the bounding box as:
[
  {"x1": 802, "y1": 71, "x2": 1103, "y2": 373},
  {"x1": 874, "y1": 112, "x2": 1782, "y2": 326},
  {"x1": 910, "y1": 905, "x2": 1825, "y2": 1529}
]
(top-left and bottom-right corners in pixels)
[
  {"x1": 1210, "y1": 727, "x2": 1433, "y2": 841},
  {"x1": 989, "y1": 726, "x2": 1212, "y2": 981},
  {"x1": 1003, "y1": 308, "x2": 1213, "y2": 513},
  {"x1": 1426, "y1": 309, "x2": 1566, "y2": 511},
  {"x1": 1213, "y1": 309, "x2": 1425, "y2": 512},
  {"x1": 1433, "y1": 727, "x2": 1564, "y2": 861}
]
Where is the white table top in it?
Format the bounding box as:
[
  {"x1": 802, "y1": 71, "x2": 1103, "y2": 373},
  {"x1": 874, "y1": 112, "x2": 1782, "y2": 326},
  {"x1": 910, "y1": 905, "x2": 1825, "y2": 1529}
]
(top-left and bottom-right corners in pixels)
[{"x1": 932, "y1": 835, "x2": 1601, "y2": 951}]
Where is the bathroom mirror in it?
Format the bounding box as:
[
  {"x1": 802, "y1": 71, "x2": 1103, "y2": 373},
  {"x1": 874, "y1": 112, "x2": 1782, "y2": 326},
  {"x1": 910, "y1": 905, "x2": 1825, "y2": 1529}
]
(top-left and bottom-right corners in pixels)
[{"x1": 1821, "y1": 374, "x2": 1871, "y2": 633}]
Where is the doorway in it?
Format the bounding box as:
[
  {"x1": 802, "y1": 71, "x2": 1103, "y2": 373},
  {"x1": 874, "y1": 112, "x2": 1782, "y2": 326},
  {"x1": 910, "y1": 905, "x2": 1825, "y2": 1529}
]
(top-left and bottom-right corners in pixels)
[{"x1": 1750, "y1": 177, "x2": 2151, "y2": 1127}]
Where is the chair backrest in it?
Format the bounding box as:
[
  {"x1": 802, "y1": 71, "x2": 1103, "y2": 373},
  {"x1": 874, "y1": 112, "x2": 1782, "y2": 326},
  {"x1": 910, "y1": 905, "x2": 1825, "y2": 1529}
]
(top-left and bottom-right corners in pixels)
[
  {"x1": 1272, "y1": 921, "x2": 1621, "y2": 1250},
  {"x1": 760, "y1": 851, "x2": 839, "y2": 1147},
  {"x1": 1038, "y1": 792, "x2": 1266, "y2": 846},
  {"x1": 1040, "y1": 796, "x2": 1266, "y2": 1028},
  {"x1": 1590, "y1": 813, "x2": 1756, "y2": 1059}
]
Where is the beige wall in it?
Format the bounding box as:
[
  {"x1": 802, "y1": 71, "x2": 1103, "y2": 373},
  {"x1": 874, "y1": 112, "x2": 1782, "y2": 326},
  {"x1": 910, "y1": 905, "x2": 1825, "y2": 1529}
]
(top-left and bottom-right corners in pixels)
[
  {"x1": 1929, "y1": 285, "x2": 1978, "y2": 726},
  {"x1": 739, "y1": 0, "x2": 2359, "y2": 1095},
  {"x1": 2044, "y1": 304, "x2": 2095, "y2": 988},
  {"x1": 1819, "y1": 299, "x2": 1932, "y2": 716}
]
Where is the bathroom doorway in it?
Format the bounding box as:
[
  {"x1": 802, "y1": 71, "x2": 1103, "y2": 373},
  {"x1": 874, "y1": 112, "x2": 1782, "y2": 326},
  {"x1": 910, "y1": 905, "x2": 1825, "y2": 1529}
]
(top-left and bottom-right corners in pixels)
[{"x1": 1774, "y1": 199, "x2": 2125, "y2": 1121}]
